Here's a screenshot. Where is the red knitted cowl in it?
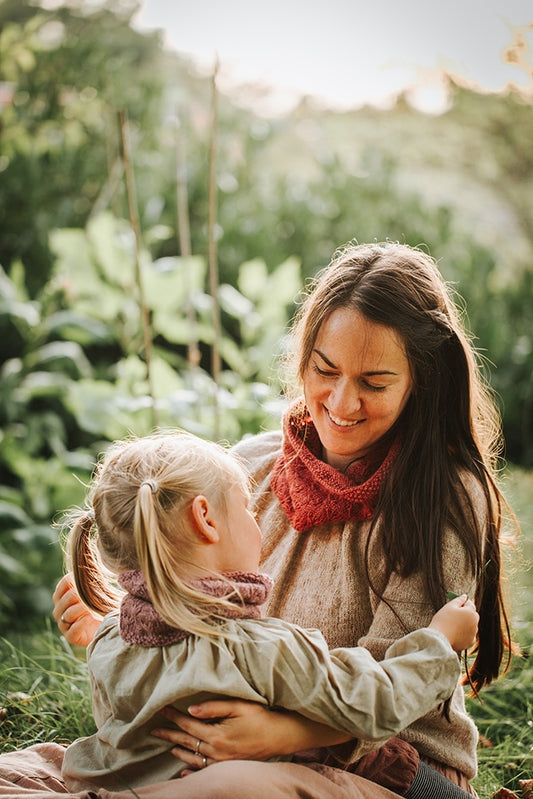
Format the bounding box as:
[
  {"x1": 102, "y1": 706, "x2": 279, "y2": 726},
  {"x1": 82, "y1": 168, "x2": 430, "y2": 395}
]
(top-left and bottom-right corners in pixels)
[{"x1": 270, "y1": 399, "x2": 399, "y2": 532}]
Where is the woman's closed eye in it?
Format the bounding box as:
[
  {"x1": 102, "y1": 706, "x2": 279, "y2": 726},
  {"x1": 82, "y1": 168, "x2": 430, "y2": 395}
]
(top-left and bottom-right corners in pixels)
[
  {"x1": 313, "y1": 364, "x2": 338, "y2": 378},
  {"x1": 361, "y1": 380, "x2": 388, "y2": 392},
  {"x1": 313, "y1": 364, "x2": 388, "y2": 392}
]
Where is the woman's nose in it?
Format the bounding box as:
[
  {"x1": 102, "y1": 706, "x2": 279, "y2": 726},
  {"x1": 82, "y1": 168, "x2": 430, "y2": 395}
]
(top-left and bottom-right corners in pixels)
[{"x1": 329, "y1": 380, "x2": 362, "y2": 415}]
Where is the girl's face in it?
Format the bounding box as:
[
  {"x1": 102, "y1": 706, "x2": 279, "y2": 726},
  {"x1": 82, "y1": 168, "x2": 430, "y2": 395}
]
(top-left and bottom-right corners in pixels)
[
  {"x1": 303, "y1": 307, "x2": 413, "y2": 470},
  {"x1": 216, "y1": 485, "x2": 263, "y2": 573}
]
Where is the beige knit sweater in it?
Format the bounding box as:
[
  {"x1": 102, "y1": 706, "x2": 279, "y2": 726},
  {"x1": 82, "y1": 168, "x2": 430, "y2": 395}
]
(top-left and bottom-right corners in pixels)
[{"x1": 232, "y1": 429, "x2": 480, "y2": 779}]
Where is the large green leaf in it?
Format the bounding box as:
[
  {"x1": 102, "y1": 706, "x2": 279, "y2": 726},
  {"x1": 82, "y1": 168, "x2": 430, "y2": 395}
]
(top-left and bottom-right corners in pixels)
[
  {"x1": 25, "y1": 341, "x2": 92, "y2": 379},
  {"x1": 0, "y1": 299, "x2": 40, "y2": 329},
  {"x1": 49, "y1": 228, "x2": 97, "y2": 292},
  {"x1": 13, "y1": 371, "x2": 70, "y2": 402},
  {"x1": 42, "y1": 310, "x2": 112, "y2": 347},
  {"x1": 86, "y1": 213, "x2": 137, "y2": 290},
  {"x1": 0, "y1": 501, "x2": 33, "y2": 529},
  {"x1": 114, "y1": 354, "x2": 184, "y2": 399},
  {"x1": 258, "y1": 256, "x2": 301, "y2": 324},
  {"x1": 218, "y1": 283, "x2": 254, "y2": 318},
  {"x1": 50, "y1": 223, "x2": 140, "y2": 327},
  {"x1": 147, "y1": 255, "x2": 207, "y2": 308},
  {"x1": 65, "y1": 379, "x2": 154, "y2": 439},
  {"x1": 237, "y1": 259, "x2": 268, "y2": 302}
]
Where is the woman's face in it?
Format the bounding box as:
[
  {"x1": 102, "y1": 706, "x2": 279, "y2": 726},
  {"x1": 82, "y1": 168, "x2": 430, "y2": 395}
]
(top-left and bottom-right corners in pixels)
[{"x1": 303, "y1": 308, "x2": 413, "y2": 470}]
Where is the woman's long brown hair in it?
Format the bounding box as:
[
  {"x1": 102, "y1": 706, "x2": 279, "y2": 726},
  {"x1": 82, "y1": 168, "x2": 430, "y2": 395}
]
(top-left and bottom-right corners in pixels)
[{"x1": 293, "y1": 241, "x2": 516, "y2": 693}]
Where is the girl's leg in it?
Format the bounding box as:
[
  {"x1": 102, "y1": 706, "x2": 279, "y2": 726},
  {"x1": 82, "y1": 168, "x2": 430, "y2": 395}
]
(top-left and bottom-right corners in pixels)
[
  {"x1": 0, "y1": 744, "x2": 75, "y2": 798},
  {"x1": 0, "y1": 747, "x2": 404, "y2": 799}
]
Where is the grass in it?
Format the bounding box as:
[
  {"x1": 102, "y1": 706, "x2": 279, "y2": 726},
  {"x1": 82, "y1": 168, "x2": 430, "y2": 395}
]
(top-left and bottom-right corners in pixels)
[
  {"x1": 468, "y1": 653, "x2": 533, "y2": 796},
  {"x1": 1, "y1": 469, "x2": 532, "y2": 797},
  {"x1": 466, "y1": 466, "x2": 533, "y2": 798},
  {"x1": 0, "y1": 622, "x2": 96, "y2": 751}
]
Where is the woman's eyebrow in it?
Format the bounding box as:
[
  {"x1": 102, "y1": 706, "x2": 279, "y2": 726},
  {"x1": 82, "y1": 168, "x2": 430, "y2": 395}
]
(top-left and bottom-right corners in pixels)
[
  {"x1": 312, "y1": 348, "x2": 337, "y2": 368},
  {"x1": 312, "y1": 348, "x2": 398, "y2": 376}
]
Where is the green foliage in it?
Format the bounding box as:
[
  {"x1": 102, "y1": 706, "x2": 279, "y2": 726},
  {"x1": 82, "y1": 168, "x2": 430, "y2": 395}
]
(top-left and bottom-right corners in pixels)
[
  {"x1": 468, "y1": 654, "x2": 533, "y2": 796},
  {"x1": 466, "y1": 468, "x2": 533, "y2": 797},
  {"x1": 1, "y1": 0, "x2": 532, "y2": 465},
  {"x1": 0, "y1": 4, "x2": 531, "y2": 791},
  {"x1": 0, "y1": 211, "x2": 295, "y2": 632},
  {"x1": 0, "y1": 0, "x2": 166, "y2": 294}
]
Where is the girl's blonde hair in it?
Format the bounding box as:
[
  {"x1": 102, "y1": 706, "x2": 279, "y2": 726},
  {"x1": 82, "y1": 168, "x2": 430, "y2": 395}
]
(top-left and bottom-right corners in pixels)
[{"x1": 65, "y1": 431, "x2": 251, "y2": 637}]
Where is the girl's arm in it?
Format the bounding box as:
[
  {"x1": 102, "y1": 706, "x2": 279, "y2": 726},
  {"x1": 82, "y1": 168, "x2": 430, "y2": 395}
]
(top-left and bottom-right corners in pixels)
[
  {"x1": 52, "y1": 574, "x2": 102, "y2": 647},
  {"x1": 153, "y1": 597, "x2": 475, "y2": 770}
]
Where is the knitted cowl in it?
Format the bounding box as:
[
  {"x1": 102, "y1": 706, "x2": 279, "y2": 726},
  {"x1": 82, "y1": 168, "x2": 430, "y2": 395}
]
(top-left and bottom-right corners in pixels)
[
  {"x1": 270, "y1": 399, "x2": 400, "y2": 532},
  {"x1": 118, "y1": 570, "x2": 273, "y2": 647}
]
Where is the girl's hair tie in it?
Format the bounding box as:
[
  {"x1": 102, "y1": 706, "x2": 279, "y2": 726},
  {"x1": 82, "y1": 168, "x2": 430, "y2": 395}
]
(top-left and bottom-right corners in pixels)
[{"x1": 141, "y1": 479, "x2": 159, "y2": 494}]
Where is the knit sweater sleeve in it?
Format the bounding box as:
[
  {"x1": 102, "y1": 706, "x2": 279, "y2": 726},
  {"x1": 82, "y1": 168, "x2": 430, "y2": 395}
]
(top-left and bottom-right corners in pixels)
[
  {"x1": 356, "y1": 472, "x2": 487, "y2": 777},
  {"x1": 231, "y1": 430, "x2": 283, "y2": 480},
  {"x1": 359, "y1": 471, "x2": 488, "y2": 659}
]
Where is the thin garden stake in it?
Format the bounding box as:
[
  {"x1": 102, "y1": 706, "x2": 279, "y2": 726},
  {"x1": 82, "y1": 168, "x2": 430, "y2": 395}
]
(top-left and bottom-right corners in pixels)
[
  {"x1": 175, "y1": 112, "x2": 201, "y2": 369},
  {"x1": 207, "y1": 59, "x2": 221, "y2": 439},
  {"x1": 118, "y1": 108, "x2": 158, "y2": 430}
]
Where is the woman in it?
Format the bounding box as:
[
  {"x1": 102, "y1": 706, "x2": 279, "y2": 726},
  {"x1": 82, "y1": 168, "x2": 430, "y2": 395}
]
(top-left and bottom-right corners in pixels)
[{"x1": 50, "y1": 241, "x2": 514, "y2": 796}]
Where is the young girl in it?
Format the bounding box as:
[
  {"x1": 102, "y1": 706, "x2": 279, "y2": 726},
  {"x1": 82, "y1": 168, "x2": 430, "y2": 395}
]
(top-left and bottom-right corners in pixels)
[{"x1": 61, "y1": 431, "x2": 478, "y2": 798}]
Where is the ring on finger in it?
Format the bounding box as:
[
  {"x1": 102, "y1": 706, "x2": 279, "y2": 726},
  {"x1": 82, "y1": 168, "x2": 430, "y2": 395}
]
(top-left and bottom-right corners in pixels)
[
  {"x1": 61, "y1": 615, "x2": 66, "y2": 624},
  {"x1": 194, "y1": 739, "x2": 202, "y2": 756},
  {"x1": 202, "y1": 755, "x2": 208, "y2": 768}
]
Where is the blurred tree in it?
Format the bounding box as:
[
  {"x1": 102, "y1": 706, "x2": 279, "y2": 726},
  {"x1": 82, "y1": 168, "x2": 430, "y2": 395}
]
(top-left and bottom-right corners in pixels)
[
  {"x1": 446, "y1": 80, "x2": 533, "y2": 254},
  {"x1": 0, "y1": 0, "x2": 166, "y2": 295},
  {"x1": 0, "y1": 1, "x2": 531, "y2": 464},
  {"x1": 440, "y1": 74, "x2": 533, "y2": 464}
]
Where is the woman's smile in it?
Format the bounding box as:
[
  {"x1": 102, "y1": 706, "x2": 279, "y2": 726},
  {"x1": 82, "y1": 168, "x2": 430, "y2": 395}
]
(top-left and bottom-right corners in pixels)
[{"x1": 325, "y1": 409, "x2": 363, "y2": 428}]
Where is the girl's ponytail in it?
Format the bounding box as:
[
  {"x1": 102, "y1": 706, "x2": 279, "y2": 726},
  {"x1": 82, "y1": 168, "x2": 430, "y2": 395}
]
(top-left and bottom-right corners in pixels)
[
  {"x1": 67, "y1": 510, "x2": 122, "y2": 617},
  {"x1": 134, "y1": 480, "x2": 164, "y2": 592}
]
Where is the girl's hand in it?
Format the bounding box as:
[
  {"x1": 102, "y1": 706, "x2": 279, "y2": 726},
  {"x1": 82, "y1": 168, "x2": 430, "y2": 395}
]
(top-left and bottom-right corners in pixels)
[
  {"x1": 52, "y1": 573, "x2": 102, "y2": 648},
  {"x1": 151, "y1": 699, "x2": 350, "y2": 773},
  {"x1": 429, "y1": 595, "x2": 479, "y2": 653}
]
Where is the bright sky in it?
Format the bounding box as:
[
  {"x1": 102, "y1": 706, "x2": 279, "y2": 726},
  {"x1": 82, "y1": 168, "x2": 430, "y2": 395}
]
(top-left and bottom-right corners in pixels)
[{"x1": 133, "y1": 0, "x2": 533, "y2": 114}]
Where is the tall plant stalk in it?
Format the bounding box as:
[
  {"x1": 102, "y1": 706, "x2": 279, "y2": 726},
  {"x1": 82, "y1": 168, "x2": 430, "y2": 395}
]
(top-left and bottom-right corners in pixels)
[
  {"x1": 175, "y1": 113, "x2": 201, "y2": 369},
  {"x1": 118, "y1": 109, "x2": 158, "y2": 430},
  {"x1": 207, "y1": 61, "x2": 221, "y2": 439}
]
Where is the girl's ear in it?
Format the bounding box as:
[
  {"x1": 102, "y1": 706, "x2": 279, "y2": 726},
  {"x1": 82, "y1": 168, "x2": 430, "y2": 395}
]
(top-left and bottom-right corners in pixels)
[{"x1": 190, "y1": 495, "x2": 220, "y2": 544}]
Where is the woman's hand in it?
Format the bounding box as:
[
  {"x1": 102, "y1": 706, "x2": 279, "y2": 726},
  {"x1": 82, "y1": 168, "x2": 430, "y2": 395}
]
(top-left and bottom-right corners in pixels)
[
  {"x1": 151, "y1": 699, "x2": 351, "y2": 773},
  {"x1": 52, "y1": 573, "x2": 102, "y2": 648}
]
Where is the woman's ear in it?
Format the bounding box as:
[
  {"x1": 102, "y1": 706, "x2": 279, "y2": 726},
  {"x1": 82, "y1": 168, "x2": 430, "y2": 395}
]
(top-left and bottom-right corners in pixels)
[{"x1": 190, "y1": 495, "x2": 220, "y2": 544}]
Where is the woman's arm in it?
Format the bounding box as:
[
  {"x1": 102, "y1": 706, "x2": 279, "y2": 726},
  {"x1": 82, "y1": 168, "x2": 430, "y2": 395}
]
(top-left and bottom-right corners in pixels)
[
  {"x1": 152, "y1": 700, "x2": 351, "y2": 770},
  {"x1": 52, "y1": 573, "x2": 102, "y2": 647}
]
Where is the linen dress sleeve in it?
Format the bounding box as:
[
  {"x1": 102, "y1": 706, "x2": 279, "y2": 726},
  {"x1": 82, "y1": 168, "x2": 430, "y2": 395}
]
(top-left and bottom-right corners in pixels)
[{"x1": 234, "y1": 619, "x2": 460, "y2": 750}]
